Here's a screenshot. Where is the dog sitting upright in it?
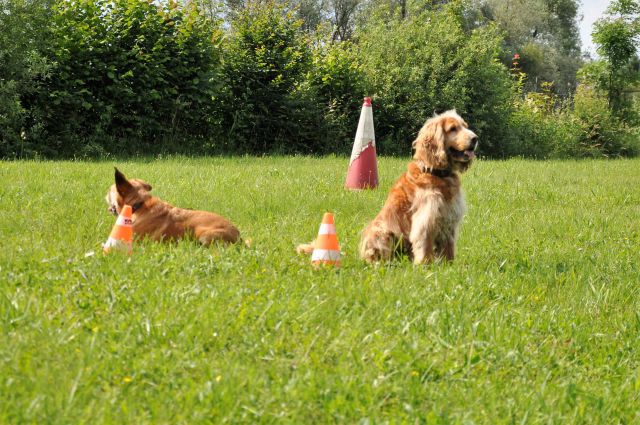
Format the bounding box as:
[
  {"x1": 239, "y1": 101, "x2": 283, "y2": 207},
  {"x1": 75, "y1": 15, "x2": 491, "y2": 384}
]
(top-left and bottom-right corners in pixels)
[
  {"x1": 359, "y1": 110, "x2": 477, "y2": 264},
  {"x1": 105, "y1": 168, "x2": 240, "y2": 246}
]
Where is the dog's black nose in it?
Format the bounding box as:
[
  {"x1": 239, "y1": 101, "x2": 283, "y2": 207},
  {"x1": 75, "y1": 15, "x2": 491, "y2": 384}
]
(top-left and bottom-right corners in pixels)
[{"x1": 469, "y1": 136, "x2": 478, "y2": 150}]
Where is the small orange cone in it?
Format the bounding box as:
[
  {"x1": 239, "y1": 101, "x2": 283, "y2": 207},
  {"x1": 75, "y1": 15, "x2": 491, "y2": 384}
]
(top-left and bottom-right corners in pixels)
[
  {"x1": 345, "y1": 97, "x2": 379, "y2": 190},
  {"x1": 311, "y1": 212, "x2": 341, "y2": 267},
  {"x1": 103, "y1": 205, "x2": 133, "y2": 255}
]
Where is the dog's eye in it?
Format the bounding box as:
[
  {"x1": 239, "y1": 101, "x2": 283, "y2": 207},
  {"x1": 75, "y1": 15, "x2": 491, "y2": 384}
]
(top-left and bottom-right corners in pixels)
[{"x1": 446, "y1": 126, "x2": 458, "y2": 133}]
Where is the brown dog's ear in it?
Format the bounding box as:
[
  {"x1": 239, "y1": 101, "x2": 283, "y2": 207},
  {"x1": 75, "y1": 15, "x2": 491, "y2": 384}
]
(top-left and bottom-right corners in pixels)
[
  {"x1": 130, "y1": 178, "x2": 152, "y2": 191},
  {"x1": 114, "y1": 167, "x2": 134, "y2": 197},
  {"x1": 413, "y1": 118, "x2": 449, "y2": 170}
]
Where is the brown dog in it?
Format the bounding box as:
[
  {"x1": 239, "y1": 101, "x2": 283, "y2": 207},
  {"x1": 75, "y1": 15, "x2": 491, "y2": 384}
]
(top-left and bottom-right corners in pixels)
[
  {"x1": 105, "y1": 168, "x2": 240, "y2": 246},
  {"x1": 359, "y1": 110, "x2": 477, "y2": 264}
]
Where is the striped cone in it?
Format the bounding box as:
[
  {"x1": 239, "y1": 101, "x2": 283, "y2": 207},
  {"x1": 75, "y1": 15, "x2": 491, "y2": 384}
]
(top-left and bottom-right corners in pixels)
[
  {"x1": 311, "y1": 212, "x2": 341, "y2": 267},
  {"x1": 345, "y1": 97, "x2": 378, "y2": 190},
  {"x1": 103, "y1": 205, "x2": 133, "y2": 255}
]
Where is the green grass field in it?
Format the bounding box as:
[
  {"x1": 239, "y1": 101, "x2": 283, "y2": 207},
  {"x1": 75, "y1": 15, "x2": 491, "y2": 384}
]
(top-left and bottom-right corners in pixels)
[{"x1": 1, "y1": 157, "x2": 639, "y2": 423}]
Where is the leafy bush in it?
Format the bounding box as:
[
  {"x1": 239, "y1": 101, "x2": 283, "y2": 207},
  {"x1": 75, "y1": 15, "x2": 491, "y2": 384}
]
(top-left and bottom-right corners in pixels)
[
  {"x1": 507, "y1": 83, "x2": 639, "y2": 158},
  {"x1": 34, "y1": 0, "x2": 222, "y2": 157},
  {"x1": 305, "y1": 39, "x2": 366, "y2": 154},
  {"x1": 572, "y1": 85, "x2": 639, "y2": 157},
  {"x1": 1, "y1": 0, "x2": 637, "y2": 159},
  {"x1": 0, "y1": 0, "x2": 52, "y2": 158},
  {"x1": 578, "y1": 59, "x2": 640, "y2": 125},
  {"x1": 355, "y1": 4, "x2": 515, "y2": 156},
  {"x1": 220, "y1": 1, "x2": 314, "y2": 153},
  {"x1": 507, "y1": 99, "x2": 580, "y2": 159}
]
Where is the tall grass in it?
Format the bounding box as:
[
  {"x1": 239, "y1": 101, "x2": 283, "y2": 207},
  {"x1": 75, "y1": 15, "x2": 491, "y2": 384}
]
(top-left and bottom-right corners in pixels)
[{"x1": 1, "y1": 157, "x2": 639, "y2": 423}]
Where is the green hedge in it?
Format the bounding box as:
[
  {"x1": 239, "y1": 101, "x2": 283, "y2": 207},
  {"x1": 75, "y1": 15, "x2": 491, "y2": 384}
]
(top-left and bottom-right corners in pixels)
[
  {"x1": 25, "y1": 0, "x2": 222, "y2": 157},
  {"x1": 356, "y1": 5, "x2": 514, "y2": 156},
  {"x1": 0, "y1": 0, "x2": 637, "y2": 158},
  {"x1": 0, "y1": 0, "x2": 53, "y2": 157}
]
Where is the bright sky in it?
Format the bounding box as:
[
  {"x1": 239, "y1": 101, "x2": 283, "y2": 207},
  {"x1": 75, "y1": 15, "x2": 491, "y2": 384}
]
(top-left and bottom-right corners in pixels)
[{"x1": 579, "y1": 0, "x2": 612, "y2": 57}]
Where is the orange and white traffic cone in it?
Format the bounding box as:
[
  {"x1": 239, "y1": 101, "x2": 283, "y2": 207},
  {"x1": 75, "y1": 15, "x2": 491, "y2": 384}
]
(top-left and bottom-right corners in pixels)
[
  {"x1": 345, "y1": 97, "x2": 378, "y2": 190},
  {"x1": 103, "y1": 205, "x2": 133, "y2": 255},
  {"x1": 311, "y1": 212, "x2": 341, "y2": 267}
]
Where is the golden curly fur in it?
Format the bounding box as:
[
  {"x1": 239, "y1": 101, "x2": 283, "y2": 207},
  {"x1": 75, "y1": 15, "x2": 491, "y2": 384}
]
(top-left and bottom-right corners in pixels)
[{"x1": 359, "y1": 110, "x2": 478, "y2": 264}]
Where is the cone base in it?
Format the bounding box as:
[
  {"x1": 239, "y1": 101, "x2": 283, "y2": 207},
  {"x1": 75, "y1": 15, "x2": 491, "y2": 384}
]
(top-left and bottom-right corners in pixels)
[
  {"x1": 103, "y1": 237, "x2": 132, "y2": 255},
  {"x1": 313, "y1": 260, "x2": 341, "y2": 267},
  {"x1": 345, "y1": 143, "x2": 378, "y2": 190}
]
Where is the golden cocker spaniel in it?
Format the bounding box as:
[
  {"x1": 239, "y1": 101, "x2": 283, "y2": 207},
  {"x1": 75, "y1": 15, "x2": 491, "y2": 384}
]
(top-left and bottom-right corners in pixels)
[{"x1": 360, "y1": 110, "x2": 477, "y2": 264}]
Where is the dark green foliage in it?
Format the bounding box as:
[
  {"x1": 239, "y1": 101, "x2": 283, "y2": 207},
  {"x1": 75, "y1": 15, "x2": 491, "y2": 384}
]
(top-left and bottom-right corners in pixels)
[
  {"x1": 506, "y1": 82, "x2": 639, "y2": 158},
  {"x1": 572, "y1": 85, "x2": 639, "y2": 156},
  {"x1": 0, "y1": 0, "x2": 53, "y2": 157},
  {"x1": 218, "y1": 2, "x2": 365, "y2": 154},
  {"x1": 592, "y1": 0, "x2": 640, "y2": 118},
  {"x1": 306, "y1": 40, "x2": 366, "y2": 153},
  {"x1": 356, "y1": 5, "x2": 514, "y2": 156},
  {"x1": 33, "y1": 0, "x2": 223, "y2": 157},
  {"x1": 219, "y1": 1, "x2": 314, "y2": 153},
  {"x1": 0, "y1": 0, "x2": 638, "y2": 158}
]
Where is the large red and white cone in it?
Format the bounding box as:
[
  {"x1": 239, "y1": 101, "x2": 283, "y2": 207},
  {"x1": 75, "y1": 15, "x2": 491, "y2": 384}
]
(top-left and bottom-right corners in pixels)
[{"x1": 345, "y1": 97, "x2": 378, "y2": 190}]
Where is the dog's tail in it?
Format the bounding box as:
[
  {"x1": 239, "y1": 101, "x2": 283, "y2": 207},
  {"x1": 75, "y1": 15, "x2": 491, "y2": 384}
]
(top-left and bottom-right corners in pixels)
[{"x1": 295, "y1": 240, "x2": 315, "y2": 255}]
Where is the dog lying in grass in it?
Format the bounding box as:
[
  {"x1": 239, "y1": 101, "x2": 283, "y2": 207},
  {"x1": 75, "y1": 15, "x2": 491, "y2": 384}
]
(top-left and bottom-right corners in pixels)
[
  {"x1": 359, "y1": 110, "x2": 477, "y2": 264},
  {"x1": 105, "y1": 168, "x2": 240, "y2": 246}
]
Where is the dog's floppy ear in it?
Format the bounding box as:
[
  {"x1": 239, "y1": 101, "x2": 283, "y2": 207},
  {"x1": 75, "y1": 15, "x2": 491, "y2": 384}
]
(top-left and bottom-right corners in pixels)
[
  {"x1": 413, "y1": 117, "x2": 449, "y2": 170},
  {"x1": 114, "y1": 167, "x2": 134, "y2": 197}
]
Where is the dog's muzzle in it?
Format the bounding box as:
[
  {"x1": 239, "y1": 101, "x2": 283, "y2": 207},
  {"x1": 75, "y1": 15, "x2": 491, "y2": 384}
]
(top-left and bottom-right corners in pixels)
[
  {"x1": 449, "y1": 147, "x2": 476, "y2": 161},
  {"x1": 450, "y1": 137, "x2": 478, "y2": 161}
]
